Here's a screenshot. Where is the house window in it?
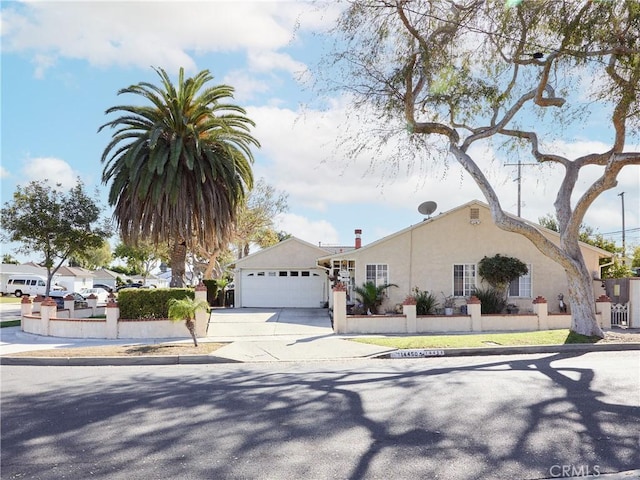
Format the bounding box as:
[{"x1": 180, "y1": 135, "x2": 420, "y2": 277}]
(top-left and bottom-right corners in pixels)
[
  {"x1": 509, "y1": 265, "x2": 532, "y2": 297},
  {"x1": 366, "y1": 264, "x2": 389, "y2": 287},
  {"x1": 301, "y1": 271, "x2": 310, "y2": 277},
  {"x1": 453, "y1": 264, "x2": 476, "y2": 296},
  {"x1": 290, "y1": 271, "x2": 299, "y2": 277},
  {"x1": 279, "y1": 271, "x2": 288, "y2": 277},
  {"x1": 268, "y1": 272, "x2": 276, "y2": 277}
]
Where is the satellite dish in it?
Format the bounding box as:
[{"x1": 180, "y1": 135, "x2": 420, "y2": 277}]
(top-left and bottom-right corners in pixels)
[{"x1": 418, "y1": 201, "x2": 437, "y2": 217}]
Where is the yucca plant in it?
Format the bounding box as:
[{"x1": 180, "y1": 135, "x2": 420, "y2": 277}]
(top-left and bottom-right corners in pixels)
[
  {"x1": 353, "y1": 281, "x2": 397, "y2": 314},
  {"x1": 167, "y1": 297, "x2": 210, "y2": 346}
]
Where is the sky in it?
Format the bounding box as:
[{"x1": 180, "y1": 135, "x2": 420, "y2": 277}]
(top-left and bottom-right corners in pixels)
[{"x1": 1, "y1": 0, "x2": 639, "y2": 264}]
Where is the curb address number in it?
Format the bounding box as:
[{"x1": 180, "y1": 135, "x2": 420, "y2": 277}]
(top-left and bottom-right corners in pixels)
[{"x1": 390, "y1": 349, "x2": 445, "y2": 358}]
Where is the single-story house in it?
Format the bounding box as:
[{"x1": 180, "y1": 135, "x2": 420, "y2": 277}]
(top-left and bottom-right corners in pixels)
[
  {"x1": 92, "y1": 268, "x2": 124, "y2": 289},
  {"x1": 229, "y1": 200, "x2": 611, "y2": 312},
  {"x1": 230, "y1": 237, "x2": 337, "y2": 308},
  {"x1": 318, "y1": 200, "x2": 611, "y2": 314},
  {"x1": 54, "y1": 266, "x2": 95, "y2": 292}
]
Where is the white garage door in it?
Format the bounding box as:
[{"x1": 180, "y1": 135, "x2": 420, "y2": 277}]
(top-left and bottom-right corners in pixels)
[{"x1": 241, "y1": 269, "x2": 326, "y2": 308}]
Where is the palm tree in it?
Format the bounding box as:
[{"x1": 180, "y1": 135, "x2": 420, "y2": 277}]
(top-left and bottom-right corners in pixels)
[
  {"x1": 352, "y1": 281, "x2": 398, "y2": 314},
  {"x1": 167, "y1": 297, "x2": 210, "y2": 346},
  {"x1": 99, "y1": 67, "x2": 259, "y2": 287}
]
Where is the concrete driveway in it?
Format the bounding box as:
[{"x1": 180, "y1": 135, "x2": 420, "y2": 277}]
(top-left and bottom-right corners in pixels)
[
  {"x1": 205, "y1": 307, "x2": 395, "y2": 362},
  {"x1": 207, "y1": 307, "x2": 334, "y2": 341}
]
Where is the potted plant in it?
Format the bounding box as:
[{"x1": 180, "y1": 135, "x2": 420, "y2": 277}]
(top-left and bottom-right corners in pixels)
[
  {"x1": 167, "y1": 297, "x2": 210, "y2": 346},
  {"x1": 442, "y1": 293, "x2": 456, "y2": 316},
  {"x1": 352, "y1": 281, "x2": 398, "y2": 314}
]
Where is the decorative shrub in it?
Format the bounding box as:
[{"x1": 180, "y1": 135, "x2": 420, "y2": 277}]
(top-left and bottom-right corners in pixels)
[
  {"x1": 118, "y1": 288, "x2": 194, "y2": 319},
  {"x1": 471, "y1": 287, "x2": 506, "y2": 314},
  {"x1": 412, "y1": 287, "x2": 439, "y2": 315}
]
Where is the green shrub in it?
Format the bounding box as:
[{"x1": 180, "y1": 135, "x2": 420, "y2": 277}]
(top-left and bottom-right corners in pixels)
[
  {"x1": 472, "y1": 287, "x2": 506, "y2": 314},
  {"x1": 412, "y1": 287, "x2": 439, "y2": 315},
  {"x1": 118, "y1": 288, "x2": 194, "y2": 319}
]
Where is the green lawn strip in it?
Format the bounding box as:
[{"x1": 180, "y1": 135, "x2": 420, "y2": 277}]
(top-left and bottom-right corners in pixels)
[
  {"x1": 0, "y1": 297, "x2": 21, "y2": 304},
  {"x1": 1, "y1": 320, "x2": 21, "y2": 328},
  {"x1": 351, "y1": 329, "x2": 602, "y2": 349}
]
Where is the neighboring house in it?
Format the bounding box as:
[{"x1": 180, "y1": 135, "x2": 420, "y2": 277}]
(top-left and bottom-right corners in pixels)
[
  {"x1": 231, "y1": 237, "x2": 333, "y2": 308},
  {"x1": 55, "y1": 266, "x2": 95, "y2": 292},
  {"x1": 130, "y1": 273, "x2": 170, "y2": 288},
  {"x1": 0, "y1": 263, "x2": 65, "y2": 291},
  {"x1": 92, "y1": 268, "x2": 126, "y2": 289},
  {"x1": 0, "y1": 263, "x2": 47, "y2": 288},
  {"x1": 318, "y1": 200, "x2": 611, "y2": 314}
]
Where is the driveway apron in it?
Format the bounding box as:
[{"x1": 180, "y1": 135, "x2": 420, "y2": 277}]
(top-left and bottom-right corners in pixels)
[{"x1": 206, "y1": 307, "x2": 334, "y2": 341}]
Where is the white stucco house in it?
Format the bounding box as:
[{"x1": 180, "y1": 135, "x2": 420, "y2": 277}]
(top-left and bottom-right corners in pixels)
[
  {"x1": 320, "y1": 200, "x2": 611, "y2": 314},
  {"x1": 229, "y1": 200, "x2": 612, "y2": 312}
]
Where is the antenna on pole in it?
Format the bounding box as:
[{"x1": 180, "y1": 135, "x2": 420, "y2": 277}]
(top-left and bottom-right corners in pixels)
[
  {"x1": 504, "y1": 160, "x2": 538, "y2": 217},
  {"x1": 618, "y1": 191, "x2": 626, "y2": 264}
]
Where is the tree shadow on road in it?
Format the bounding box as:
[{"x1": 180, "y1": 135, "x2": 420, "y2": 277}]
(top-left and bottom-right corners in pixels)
[{"x1": 1, "y1": 352, "x2": 638, "y2": 479}]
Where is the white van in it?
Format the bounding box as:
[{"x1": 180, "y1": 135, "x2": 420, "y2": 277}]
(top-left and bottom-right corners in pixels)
[{"x1": 3, "y1": 275, "x2": 63, "y2": 297}]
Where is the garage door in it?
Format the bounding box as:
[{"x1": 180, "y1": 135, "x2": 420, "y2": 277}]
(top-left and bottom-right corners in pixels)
[{"x1": 241, "y1": 269, "x2": 326, "y2": 308}]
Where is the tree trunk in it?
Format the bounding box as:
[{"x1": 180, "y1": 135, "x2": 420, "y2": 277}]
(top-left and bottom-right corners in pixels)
[
  {"x1": 566, "y1": 266, "x2": 603, "y2": 338},
  {"x1": 185, "y1": 318, "x2": 198, "y2": 346},
  {"x1": 170, "y1": 239, "x2": 187, "y2": 288}
]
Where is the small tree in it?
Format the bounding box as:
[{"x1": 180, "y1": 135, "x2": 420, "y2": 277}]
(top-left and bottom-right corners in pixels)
[
  {"x1": 353, "y1": 281, "x2": 398, "y2": 314},
  {"x1": 167, "y1": 297, "x2": 210, "y2": 347},
  {"x1": 0, "y1": 179, "x2": 111, "y2": 296},
  {"x1": 478, "y1": 254, "x2": 528, "y2": 302}
]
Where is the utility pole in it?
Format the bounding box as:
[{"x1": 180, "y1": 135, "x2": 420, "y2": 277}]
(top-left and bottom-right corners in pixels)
[
  {"x1": 504, "y1": 160, "x2": 538, "y2": 217},
  {"x1": 618, "y1": 191, "x2": 626, "y2": 264}
]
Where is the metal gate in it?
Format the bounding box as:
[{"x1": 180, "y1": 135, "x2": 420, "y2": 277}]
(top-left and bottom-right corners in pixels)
[{"x1": 611, "y1": 303, "x2": 629, "y2": 327}]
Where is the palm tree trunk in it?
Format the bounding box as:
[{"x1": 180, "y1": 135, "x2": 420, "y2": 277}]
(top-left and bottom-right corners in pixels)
[
  {"x1": 170, "y1": 239, "x2": 187, "y2": 287},
  {"x1": 185, "y1": 318, "x2": 198, "y2": 346}
]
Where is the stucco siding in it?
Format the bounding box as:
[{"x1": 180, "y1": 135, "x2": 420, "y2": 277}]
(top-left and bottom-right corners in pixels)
[{"x1": 332, "y1": 202, "x2": 608, "y2": 314}]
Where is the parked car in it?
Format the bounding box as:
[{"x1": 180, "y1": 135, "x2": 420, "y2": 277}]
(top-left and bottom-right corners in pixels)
[
  {"x1": 92, "y1": 283, "x2": 114, "y2": 293},
  {"x1": 115, "y1": 283, "x2": 143, "y2": 292},
  {"x1": 47, "y1": 291, "x2": 88, "y2": 310},
  {"x1": 78, "y1": 287, "x2": 110, "y2": 303}
]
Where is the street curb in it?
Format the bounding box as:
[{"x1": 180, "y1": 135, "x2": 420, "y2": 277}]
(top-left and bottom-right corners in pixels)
[
  {"x1": 0, "y1": 355, "x2": 242, "y2": 366},
  {"x1": 1, "y1": 342, "x2": 637, "y2": 366},
  {"x1": 375, "y1": 342, "x2": 640, "y2": 359}
]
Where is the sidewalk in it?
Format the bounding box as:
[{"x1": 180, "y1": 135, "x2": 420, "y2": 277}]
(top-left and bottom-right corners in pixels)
[{"x1": 1, "y1": 307, "x2": 639, "y2": 365}]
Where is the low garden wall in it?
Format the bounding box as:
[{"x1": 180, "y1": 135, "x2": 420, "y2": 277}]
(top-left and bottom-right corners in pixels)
[
  {"x1": 19, "y1": 286, "x2": 209, "y2": 340},
  {"x1": 332, "y1": 288, "x2": 612, "y2": 335}
]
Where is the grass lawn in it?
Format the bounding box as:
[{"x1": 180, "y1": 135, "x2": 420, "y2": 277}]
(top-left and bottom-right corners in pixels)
[
  {"x1": 1, "y1": 320, "x2": 21, "y2": 328},
  {"x1": 351, "y1": 329, "x2": 604, "y2": 349},
  {"x1": 0, "y1": 296, "x2": 20, "y2": 304}
]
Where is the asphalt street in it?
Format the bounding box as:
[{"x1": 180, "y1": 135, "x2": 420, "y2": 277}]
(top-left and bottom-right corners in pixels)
[{"x1": 2, "y1": 351, "x2": 639, "y2": 480}]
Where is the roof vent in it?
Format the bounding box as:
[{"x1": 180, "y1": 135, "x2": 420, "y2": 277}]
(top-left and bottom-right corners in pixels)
[{"x1": 470, "y1": 207, "x2": 480, "y2": 225}]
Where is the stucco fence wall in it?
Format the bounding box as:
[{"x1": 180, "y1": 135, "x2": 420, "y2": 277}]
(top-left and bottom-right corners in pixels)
[
  {"x1": 19, "y1": 286, "x2": 209, "y2": 340},
  {"x1": 331, "y1": 286, "x2": 612, "y2": 335}
]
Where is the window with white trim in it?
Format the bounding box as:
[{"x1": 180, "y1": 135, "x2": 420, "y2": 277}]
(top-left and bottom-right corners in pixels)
[
  {"x1": 509, "y1": 265, "x2": 532, "y2": 297},
  {"x1": 453, "y1": 264, "x2": 476, "y2": 296},
  {"x1": 366, "y1": 264, "x2": 389, "y2": 287}
]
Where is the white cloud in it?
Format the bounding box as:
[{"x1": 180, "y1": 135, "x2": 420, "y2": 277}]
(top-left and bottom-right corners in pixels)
[
  {"x1": 0, "y1": 166, "x2": 9, "y2": 179},
  {"x1": 275, "y1": 212, "x2": 339, "y2": 245},
  {"x1": 247, "y1": 98, "x2": 638, "y2": 243},
  {"x1": 22, "y1": 157, "x2": 78, "y2": 189},
  {"x1": 1, "y1": 2, "x2": 324, "y2": 75}
]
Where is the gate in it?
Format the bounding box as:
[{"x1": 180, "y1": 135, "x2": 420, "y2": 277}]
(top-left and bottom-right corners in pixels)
[{"x1": 611, "y1": 303, "x2": 629, "y2": 327}]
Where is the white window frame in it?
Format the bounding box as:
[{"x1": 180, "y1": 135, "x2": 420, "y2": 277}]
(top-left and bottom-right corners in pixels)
[
  {"x1": 509, "y1": 265, "x2": 532, "y2": 298},
  {"x1": 366, "y1": 264, "x2": 389, "y2": 287},
  {"x1": 453, "y1": 264, "x2": 476, "y2": 297}
]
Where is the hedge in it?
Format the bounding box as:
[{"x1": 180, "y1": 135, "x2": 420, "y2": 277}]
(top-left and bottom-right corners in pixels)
[{"x1": 118, "y1": 288, "x2": 195, "y2": 320}]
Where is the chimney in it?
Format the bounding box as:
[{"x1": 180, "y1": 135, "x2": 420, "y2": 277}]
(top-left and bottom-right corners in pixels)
[{"x1": 355, "y1": 229, "x2": 362, "y2": 249}]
